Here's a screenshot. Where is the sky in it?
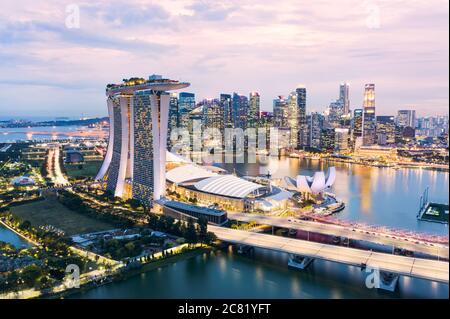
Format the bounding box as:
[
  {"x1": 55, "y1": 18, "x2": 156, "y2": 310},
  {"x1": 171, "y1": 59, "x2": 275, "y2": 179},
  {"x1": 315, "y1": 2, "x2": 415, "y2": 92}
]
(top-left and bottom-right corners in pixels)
[{"x1": 0, "y1": 0, "x2": 448, "y2": 118}]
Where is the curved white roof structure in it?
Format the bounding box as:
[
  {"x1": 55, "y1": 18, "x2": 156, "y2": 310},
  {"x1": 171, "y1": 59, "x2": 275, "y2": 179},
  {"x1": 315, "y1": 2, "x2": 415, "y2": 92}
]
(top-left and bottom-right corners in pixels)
[
  {"x1": 166, "y1": 165, "x2": 218, "y2": 184},
  {"x1": 285, "y1": 167, "x2": 336, "y2": 194},
  {"x1": 194, "y1": 175, "x2": 266, "y2": 199},
  {"x1": 166, "y1": 151, "x2": 192, "y2": 164}
]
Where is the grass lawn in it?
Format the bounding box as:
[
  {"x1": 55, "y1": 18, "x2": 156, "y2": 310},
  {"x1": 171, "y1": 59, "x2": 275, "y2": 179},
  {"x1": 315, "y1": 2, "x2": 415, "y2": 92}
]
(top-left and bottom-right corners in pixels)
[
  {"x1": 10, "y1": 194, "x2": 115, "y2": 236},
  {"x1": 65, "y1": 160, "x2": 103, "y2": 178}
]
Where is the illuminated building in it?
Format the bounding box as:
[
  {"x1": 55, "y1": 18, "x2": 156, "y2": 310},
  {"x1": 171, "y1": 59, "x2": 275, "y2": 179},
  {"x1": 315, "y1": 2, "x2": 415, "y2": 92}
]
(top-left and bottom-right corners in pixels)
[
  {"x1": 334, "y1": 128, "x2": 350, "y2": 153},
  {"x1": 296, "y1": 86, "x2": 308, "y2": 148},
  {"x1": 362, "y1": 84, "x2": 376, "y2": 146},
  {"x1": 200, "y1": 98, "x2": 223, "y2": 146},
  {"x1": 273, "y1": 96, "x2": 288, "y2": 129},
  {"x1": 376, "y1": 115, "x2": 396, "y2": 145},
  {"x1": 168, "y1": 93, "x2": 178, "y2": 147},
  {"x1": 397, "y1": 110, "x2": 416, "y2": 128},
  {"x1": 166, "y1": 164, "x2": 291, "y2": 212},
  {"x1": 248, "y1": 92, "x2": 260, "y2": 129},
  {"x1": 178, "y1": 92, "x2": 196, "y2": 130},
  {"x1": 340, "y1": 82, "x2": 350, "y2": 116},
  {"x1": 221, "y1": 94, "x2": 233, "y2": 129},
  {"x1": 95, "y1": 75, "x2": 190, "y2": 206},
  {"x1": 309, "y1": 112, "x2": 324, "y2": 150},
  {"x1": 232, "y1": 93, "x2": 249, "y2": 130},
  {"x1": 320, "y1": 128, "x2": 335, "y2": 152},
  {"x1": 287, "y1": 91, "x2": 299, "y2": 147}
]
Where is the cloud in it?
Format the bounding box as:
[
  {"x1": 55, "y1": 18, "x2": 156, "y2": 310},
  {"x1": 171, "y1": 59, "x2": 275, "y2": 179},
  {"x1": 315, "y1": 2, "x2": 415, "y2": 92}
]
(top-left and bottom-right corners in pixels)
[
  {"x1": 187, "y1": 1, "x2": 237, "y2": 21},
  {"x1": 0, "y1": 0, "x2": 448, "y2": 116}
]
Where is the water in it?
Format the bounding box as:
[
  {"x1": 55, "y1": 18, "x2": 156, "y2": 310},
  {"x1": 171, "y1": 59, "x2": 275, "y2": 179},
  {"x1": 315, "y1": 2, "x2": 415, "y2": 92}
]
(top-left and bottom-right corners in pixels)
[
  {"x1": 0, "y1": 223, "x2": 30, "y2": 249},
  {"x1": 0, "y1": 126, "x2": 96, "y2": 143},
  {"x1": 69, "y1": 249, "x2": 448, "y2": 299},
  {"x1": 218, "y1": 157, "x2": 449, "y2": 235},
  {"x1": 68, "y1": 158, "x2": 448, "y2": 299}
]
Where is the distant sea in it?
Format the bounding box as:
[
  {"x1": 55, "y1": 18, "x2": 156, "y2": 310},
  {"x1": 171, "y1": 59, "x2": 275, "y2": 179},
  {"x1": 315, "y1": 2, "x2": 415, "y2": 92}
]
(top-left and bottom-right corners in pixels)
[{"x1": 0, "y1": 116, "x2": 79, "y2": 122}]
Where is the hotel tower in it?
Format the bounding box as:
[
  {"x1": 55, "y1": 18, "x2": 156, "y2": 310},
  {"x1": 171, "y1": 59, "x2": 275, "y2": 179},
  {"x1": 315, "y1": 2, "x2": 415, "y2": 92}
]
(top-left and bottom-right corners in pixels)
[{"x1": 95, "y1": 75, "x2": 190, "y2": 206}]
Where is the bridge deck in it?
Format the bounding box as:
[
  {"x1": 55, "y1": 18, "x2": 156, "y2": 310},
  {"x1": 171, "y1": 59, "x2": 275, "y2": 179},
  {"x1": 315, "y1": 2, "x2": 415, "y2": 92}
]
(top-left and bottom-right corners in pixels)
[
  {"x1": 226, "y1": 212, "x2": 449, "y2": 259},
  {"x1": 209, "y1": 225, "x2": 449, "y2": 284}
]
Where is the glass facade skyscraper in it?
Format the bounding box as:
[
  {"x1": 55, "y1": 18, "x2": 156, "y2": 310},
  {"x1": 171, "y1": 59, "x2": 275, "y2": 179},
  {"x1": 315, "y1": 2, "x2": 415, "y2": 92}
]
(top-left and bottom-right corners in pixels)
[{"x1": 362, "y1": 84, "x2": 376, "y2": 146}]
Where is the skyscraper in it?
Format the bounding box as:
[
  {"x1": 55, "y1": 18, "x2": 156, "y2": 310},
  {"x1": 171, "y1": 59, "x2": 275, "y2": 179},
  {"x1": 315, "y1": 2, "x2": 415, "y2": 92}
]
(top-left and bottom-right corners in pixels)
[
  {"x1": 201, "y1": 98, "x2": 224, "y2": 135},
  {"x1": 178, "y1": 92, "x2": 196, "y2": 130},
  {"x1": 320, "y1": 128, "x2": 335, "y2": 152},
  {"x1": 220, "y1": 94, "x2": 233, "y2": 129},
  {"x1": 328, "y1": 82, "x2": 350, "y2": 125},
  {"x1": 334, "y1": 128, "x2": 350, "y2": 153},
  {"x1": 248, "y1": 92, "x2": 260, "y2": 129},
  {"x1": 95, "y1": 75, "x2": 189, "y2": 206},
  {"x1": 376, "y1": 115, "x2": 396, "y2": 145},
  {"x1": 397, "y1": 110, "x2": 416, "y2": 128},
  {"x1": 296, "y1": 86, "x2": 308, "y2": 148},
  {"x1": 273, "y1": 96, "x2": 288, "y2": 128},
  {"x1": 353, "y1": 109, "x2": 363, "y2": 137},
  {"x1": 168, "y1": 93, "x2": 178, "y2": 147},
  {"x1": 340, "y1": 82, "x2": 350, "y2": 116},
  {"x1": 287, "y1": 91, "x2": 299, "y2": 147},
  {"x1": 362, "y1": 84, "x2": 376, "y2": 146},
  {"x1": 309, "y1": 112, "x2": 324, "y2": 149},
  {"x1": 232, "y1": 93, "x2": 249, "y2": 130}
]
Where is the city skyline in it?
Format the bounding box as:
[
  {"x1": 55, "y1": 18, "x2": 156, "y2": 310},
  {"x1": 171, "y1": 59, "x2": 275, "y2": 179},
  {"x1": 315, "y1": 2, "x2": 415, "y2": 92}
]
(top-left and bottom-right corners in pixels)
[{"x1": 0, "y1": 0, "x2": 448, "y2": 118}]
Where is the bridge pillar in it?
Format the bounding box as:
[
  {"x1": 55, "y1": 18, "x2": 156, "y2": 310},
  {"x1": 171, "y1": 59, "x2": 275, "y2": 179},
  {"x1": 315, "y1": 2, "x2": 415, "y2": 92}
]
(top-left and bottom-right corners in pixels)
[
  {"x1": 237, "y1": 245, "x2": 254, "y2": 255},
  {"x1": 378, "y1": 272, "x2": 399, "y2": 292},
  {"x1": 288, "y1": 254, "x2": 314, "y2": 270}
]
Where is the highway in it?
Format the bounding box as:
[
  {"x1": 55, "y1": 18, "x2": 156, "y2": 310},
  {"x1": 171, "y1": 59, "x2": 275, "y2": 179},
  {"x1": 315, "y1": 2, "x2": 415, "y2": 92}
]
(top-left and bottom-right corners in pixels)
[
  {"x1": 47, "y1": 147, "x2": 70, "y2": 186},
  {"x1": 226, "y1": 212, "x2": 449, "y2": 259},
  {"x1": 209, "y1": 225, "x2": 449, "y2": 284}
]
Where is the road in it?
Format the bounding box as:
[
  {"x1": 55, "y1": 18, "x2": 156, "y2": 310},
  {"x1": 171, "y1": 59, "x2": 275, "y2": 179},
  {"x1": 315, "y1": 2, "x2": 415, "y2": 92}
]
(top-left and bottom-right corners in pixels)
[
  {"x1": 209, "y1": 225, "x2": 449, "y2": 284},
  {"x1": 226, "y1": 212, "x2": 449, "y2": 259},
  {"x1": 47, "y1": 146, "x2": 70, "y2": 186}
]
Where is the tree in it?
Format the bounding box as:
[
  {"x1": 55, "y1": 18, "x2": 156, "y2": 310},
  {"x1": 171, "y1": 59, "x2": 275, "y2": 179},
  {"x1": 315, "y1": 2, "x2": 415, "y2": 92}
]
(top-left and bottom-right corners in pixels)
[
  {"x1": 184, "y1": 218, "x2": 198, "y2": 246},
  {"x1": 19, "y1": 220, "x2": 31, "y2": 231},
  {"x1": 204, "y1": 232, "x2": 217, "y2": 245},
  {"x1": 21, "y1": 264, "x2": 44, "y2": 287},
  {"x1": 197, "y1": 216, "x2": 208, "y2": 246}
]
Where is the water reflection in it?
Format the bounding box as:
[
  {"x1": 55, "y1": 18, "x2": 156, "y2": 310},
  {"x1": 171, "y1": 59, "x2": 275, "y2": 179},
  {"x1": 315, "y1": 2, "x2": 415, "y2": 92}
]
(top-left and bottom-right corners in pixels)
[{"x1": 217, "y1": 156, "x2": 448, "y2": 235}]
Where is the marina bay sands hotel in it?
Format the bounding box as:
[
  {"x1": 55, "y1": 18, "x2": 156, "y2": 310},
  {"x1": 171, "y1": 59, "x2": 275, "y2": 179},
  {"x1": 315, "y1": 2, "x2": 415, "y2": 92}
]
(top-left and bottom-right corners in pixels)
[{"x1": 95, "y1": 75, "x2": 190, "y2": 206}]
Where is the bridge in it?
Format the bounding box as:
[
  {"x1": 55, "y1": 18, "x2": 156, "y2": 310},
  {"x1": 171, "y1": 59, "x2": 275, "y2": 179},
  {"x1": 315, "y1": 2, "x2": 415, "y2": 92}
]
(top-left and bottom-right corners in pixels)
[
  {"x1": 226, "y1": 212, "x2": 449, "y2": 259},
  {"x1": 209, "y1": 225, "x2": 449, "y2": 284}
]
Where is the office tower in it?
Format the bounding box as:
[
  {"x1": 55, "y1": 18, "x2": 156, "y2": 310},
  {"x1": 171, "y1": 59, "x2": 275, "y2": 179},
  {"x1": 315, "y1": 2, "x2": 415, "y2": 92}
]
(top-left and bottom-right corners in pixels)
[
  {"x1": 340, "y1": 82, "x2": 350, "y2": 115},
  {"x1": 248, "y1": 92, "x2": 260, "y2": 129},
  {"x1": 353, "y1": 109, "x2": 363, "y2": 137},
  {"x1": 178, "y1": 92, "x2": 196, "y2": 130},
  {"x1": 221, "y1": 94, "x2": 233, "y2": 129},
  {"x1": 259, "y1": 112, "x2": 273, "y2": 149},
  {"x1": 397, "y1": 110, "x2": 416, "y2": 128},
  {"x1": 287, "y1": 91, "x2": 299, "y2": 147},
  {"x1": 273, "y1": 96, "x2": 289, "y2": 128},
  {"x1": 327, "y1": 101, "x2": 344, "y2": 126},
  {"x1": 232, "y1": 93, "x2": 249, "y2": 130},
  {"x1": 201, "y1": 98, "x2": 224, "y2": 135},
  {"x1": 376, "y1": 115, "x2": 396, "y2": 145},
  {"x1": 328, "y1": 83, "x2": 350, "y2": 125},
  {"x1": 188, "y1": 106, "x2": 203, "y2": 149},
  {"x1": 309, "y1": 112, "x2": 324, "y2": 149},
  {"x1": 320, "y1": 128, "x2": 335, "y2": 152},
  {"x1": 95, "y1": 75, "x2": 189, "y2": 206},
  {"x1": 362, "y1": 84, "x2": 376, "y2": 145},
  {"x1": 168, "y1": 93, "x2": 178, "y2": 147},
  {"x1": 334, "y1": 128, "x2": 350, "y2": 153},
  {"x1": 296, "y1": 86, "x2": 308, "y2": 148}
]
